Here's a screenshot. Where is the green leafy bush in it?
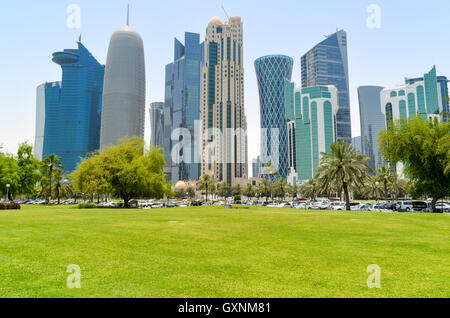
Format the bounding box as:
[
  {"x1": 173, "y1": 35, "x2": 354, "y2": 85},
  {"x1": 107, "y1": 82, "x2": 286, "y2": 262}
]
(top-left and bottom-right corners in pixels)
[
  {"x1": 77, "y1": 203, "x2": 97, "y2": 209},
  {"x1": 0, "y1": 203, "x2": 21, "y2": 210}
]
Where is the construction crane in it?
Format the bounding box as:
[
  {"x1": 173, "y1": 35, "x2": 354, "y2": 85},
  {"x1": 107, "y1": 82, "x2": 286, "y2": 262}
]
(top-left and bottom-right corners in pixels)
[{"x1": 222, "y1": 6, "x2": 231, "y2": 21}]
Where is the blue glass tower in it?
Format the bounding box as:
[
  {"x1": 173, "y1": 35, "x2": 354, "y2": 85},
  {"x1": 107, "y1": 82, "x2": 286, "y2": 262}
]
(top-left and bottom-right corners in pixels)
[
  {"x1": 42, "y1": 41, "x2": 104, "y2": 172},
  {"x1": 255, "y1": 55, "x2": 294, "y2": 179},
  {"x1": 301, "y1": 30, "x2": 352, "y2": 143},
  {"x1": 164, "y1": 32, "x2": 204, "y2": 183}
]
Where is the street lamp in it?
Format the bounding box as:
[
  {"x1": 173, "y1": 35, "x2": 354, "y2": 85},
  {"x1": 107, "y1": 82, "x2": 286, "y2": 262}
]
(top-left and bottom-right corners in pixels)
[{"x1": 6, "y1": 184, "x2": 10, "y2": 202}]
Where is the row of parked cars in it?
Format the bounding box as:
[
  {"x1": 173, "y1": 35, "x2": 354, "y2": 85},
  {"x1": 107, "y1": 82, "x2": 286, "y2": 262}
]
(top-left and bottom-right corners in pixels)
[{"x1": 260, "y1": 200, "x2": 450, "y2": 213}]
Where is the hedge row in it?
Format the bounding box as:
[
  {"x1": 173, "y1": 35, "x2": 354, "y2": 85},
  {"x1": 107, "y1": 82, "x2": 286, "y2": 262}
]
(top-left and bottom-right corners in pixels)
[{"x1": 0, "y1": 203, "x2": 21, "y2": 210}]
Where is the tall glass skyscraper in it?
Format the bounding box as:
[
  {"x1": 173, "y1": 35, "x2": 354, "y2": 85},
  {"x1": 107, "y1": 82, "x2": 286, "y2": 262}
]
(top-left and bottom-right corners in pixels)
[
  {"x1": 100, "y1": 12, "x2": 146, "y2": 149},
  {"x1": 255, "y1": 55, "x2": 293, "y2": 179},
  {"x1": 39, "y1": 41, "x2": 104, "y2": 171},
  {"x1": 149, "y1": 102, "x2": 164, "y2": 148},
  {"x1": 301, "y1": 30, "x2": 352, "y2": 143},
  {"x1": 357, "y1": 86, "x2": 385, "y2": 171},
  {"x1": 164, "y1": 32, "x2": 204, "y2": 183}
]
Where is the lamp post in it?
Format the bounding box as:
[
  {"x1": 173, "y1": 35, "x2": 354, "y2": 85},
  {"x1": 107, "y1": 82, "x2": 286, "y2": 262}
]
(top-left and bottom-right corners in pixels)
[
  {"x1": 6, "y1": 184, "x2": 10, "y2": 202},
  {"x1": 375, "y1": 182, "x2": 379, "y2": 203}
]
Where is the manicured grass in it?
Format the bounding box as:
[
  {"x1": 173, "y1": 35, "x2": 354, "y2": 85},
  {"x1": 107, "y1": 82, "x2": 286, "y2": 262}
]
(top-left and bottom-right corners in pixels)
[{"x1": 0, "y1": 205, "x2": 449, "y2": 298}]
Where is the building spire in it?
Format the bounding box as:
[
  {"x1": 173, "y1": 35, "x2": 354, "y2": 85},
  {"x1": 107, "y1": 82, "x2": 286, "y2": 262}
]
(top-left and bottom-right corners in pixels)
[
  {"x1": 77, "y1": 34, "x2": 82, "y2": 43},
  {"x1": 126, "y1": 4, "x2": 130, "y2": 26}
]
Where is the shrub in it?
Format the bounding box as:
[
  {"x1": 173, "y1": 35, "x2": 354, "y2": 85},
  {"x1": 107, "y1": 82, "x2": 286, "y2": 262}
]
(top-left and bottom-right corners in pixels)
[
  {"x1": 0, "y1": 203, "x2": 21, "y2": 210},
  {"x1": 234, "y1": 195, "x2": 241, "y2": 202},
  {"x1": 77, "y1": 203, "x2": 97, "y2": 209}
]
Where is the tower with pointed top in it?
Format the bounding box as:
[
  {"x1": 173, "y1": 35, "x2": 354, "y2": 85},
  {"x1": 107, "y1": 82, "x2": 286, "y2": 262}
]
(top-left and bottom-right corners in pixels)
[
  {"x1": 200, "y1": 16, "x2": 248, "y2": 185},
  {"x1": 100, "y1": 6, "x2": 146, "y2": 148}
]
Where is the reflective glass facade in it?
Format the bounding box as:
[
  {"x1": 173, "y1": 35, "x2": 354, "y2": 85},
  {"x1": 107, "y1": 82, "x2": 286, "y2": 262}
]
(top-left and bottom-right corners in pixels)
[
  {"x1": 255, "y1": 55, "x2": 293, "y2": 179},
  {"x1": 357, "y1": 86, "x2": 385, "y2": 171},
  {"x1": 42, "y1": 42, "x2": 104, "y2": 172},
  {"x1": 301, "y1": 30, "x2": 352, "y2": 143},
  {"x1": 149, "y1": 102, "x2": 164, "y2": 148},
  {"x1": 285, "y1": 82, "x2": 338, "y2": 183},
  {"x1": 165, "y1": 32, "x2": 204, "y2": 183}
]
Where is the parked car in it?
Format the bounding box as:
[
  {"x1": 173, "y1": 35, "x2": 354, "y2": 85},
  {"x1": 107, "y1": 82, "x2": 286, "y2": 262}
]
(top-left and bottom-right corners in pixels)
[
  {"x1": 277, "y1": 202, "x2": 292, "y2": 208},
  {"x1": 435, "y1": 202, "x2": 450, "y2": 213},
  {"x1": 167, "y1": 202, "x2": 177, "y2": 208}
]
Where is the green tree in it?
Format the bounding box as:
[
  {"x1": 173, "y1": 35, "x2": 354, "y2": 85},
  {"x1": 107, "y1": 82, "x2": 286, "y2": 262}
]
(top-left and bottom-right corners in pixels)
[
  {"x1": 16, "y1": 142, "x2": 41, "y2": 197},
  {"x1": 0, "y1": 153, "x2": 20, "y2": 200},
  {"x1": 42, "y1": 154, "x2": 63, "y2": 201},
  {"x1": 363, "y1": 175, "x2": 384, "y2": 201},
  {"x1": 258, "y1": 179, "x2": 271, "y2": 201},
  {"x1": 379, "y1": 121, "x2": 405, "y2": 200},
  {"x1": 376, "y1": 166, "x2": 394, "y2": 201},
  {"x1": 186, "y1": 187, "x2": 196, "y2": 199},
  {"x1": 217, "y1": 182, "x2": 230, "y2": 199},
  {"x1": 198, "y1": 175, "x2": 216, "y2": 202},
  {"x1": 273, "y1": 178, "x2": 288, "y2": 200},
  {"x1": 72, "y1": 137, "x2": 170, "y2": 208},
  {"x1": 438, "y1": 133, "x2": 450, "y2": 175},
  {"x1": 53, "y1": 168, "x2": 65, "y2": 204},
  {"x1": 231, "y1": 184, "x2": 242, "y2": 197},
  {"x1": 287, "y1": 183, "x2": 298, "y2": 199},
  {"x1": 300, "y1": 178, "x2": 320, "y2": 200},
  {"x1": 243, "y1": 184, "x2": 255, "y2": 199},
  {"x1": 398, "y1": 117, "x2": 449, "y2": 212},
  {"x1": 317, "y1": 141, "x2": 370, "y2": 211}
]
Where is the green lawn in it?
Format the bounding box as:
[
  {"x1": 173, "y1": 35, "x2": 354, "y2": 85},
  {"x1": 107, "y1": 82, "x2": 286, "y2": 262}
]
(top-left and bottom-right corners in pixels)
[{"x1": 0, "y1": 205, "x2": 449, "y2": 298}]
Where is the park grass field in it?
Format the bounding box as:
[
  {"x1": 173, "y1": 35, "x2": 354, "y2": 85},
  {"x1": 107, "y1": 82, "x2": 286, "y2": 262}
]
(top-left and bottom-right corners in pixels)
[{"x1": 0, "y1": 205, "x2": 449, "y2": 298}]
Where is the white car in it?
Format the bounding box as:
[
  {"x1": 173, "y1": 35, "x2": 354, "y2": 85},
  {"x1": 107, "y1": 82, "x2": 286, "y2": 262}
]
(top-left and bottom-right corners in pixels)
[
  {"x1": 435, "y1": 202, "x2": 450, "y2": 213},
  {"x1": 277, "y1": 202, "x2": 292, "y2": 208},
  {"x1": 266, "y1": 203, "x2": 278, "y2": 208}
]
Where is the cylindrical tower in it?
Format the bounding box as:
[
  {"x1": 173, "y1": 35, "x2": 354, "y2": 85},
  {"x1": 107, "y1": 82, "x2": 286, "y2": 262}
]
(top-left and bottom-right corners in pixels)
[
  {"x1": 100, "y1": 12, "x2": 145, "y2": 149},
  {"x1": 255, "y1": 55, "x2": 294, "y2": 179}
]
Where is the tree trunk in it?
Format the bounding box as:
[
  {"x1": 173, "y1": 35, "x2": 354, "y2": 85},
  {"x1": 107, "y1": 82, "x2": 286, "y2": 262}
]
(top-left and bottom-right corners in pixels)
[
  {"x1": 431, "y1": 197, "x2": 439, "y2": 213},
  {"x1": 393, "y1": 163, "x2": 398, "y2": 201},
  {"x1": 384, "y1": 181, "x2": 388, "y2": 202},
  {"x1": 123, "y1": 197, "x2": 130, "y2": 208},
  {"x1": 57, "y1": 186, "x2": 60, "y2": 205},
  {"x1": 343, "y1": 182, "x2": 351, "y2": 211},
  {"x1": 48, "y1": 166, "x2": 53, "y2": 201}
]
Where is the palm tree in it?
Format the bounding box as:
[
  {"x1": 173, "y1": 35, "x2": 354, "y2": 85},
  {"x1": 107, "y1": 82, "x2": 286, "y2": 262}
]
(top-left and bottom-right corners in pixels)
[
  {"x1": 363, "y1": 176, "x2": 384, "y2": 201},
  {"x1": 317, "y1": 141, "x2": 370, "y2": 211},
  {"x1": 53, "y1": 168, "x2": 65, "y2": 204},
  {"x1": 376, "y1": 166, "x2": 393, "y2": 201},
  {"x1": 197, "y1": 175, "x2": 216, "y2": 202},
  {"x1": 300, "y1": 178, "x2": 320, "y2": 200},
  {"x1": 274, "y1": 178, "x2": 288, "y2": 200},
  {"x1": 258, "y1": 179, "x2": 271, "y2": 201},
  {"x1": 42, "y1": 154, "x2": 63, "y2": 201},
  {"x1": 243, "y1": 184, "x2": 255, "y2": 199}
]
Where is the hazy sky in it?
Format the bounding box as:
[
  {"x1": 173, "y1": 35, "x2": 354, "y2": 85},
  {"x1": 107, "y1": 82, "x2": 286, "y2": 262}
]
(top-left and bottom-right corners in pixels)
[{"x1": 1, "y1": 0, "x2": 449, "y2": 170}]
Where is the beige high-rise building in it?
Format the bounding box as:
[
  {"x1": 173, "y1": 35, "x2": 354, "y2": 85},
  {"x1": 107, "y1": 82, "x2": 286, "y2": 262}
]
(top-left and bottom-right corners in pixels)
[{"x1": 201, "y1": 16, "x2": 248, "y2": 185}]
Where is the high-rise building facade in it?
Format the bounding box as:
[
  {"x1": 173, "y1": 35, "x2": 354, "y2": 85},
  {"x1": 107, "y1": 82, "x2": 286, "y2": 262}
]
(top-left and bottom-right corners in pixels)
[
  {"x1": 285, "y1": 81, "x2": 338, "y2": 184},
  {"x1": 149, "y1": 102, "x2": 164, "y2": 148},
  {"x1": 352, "y1": 136, "x2": 362, "y2": 153},
  {"x1": 357, "y1": 86, "x2": 385, "y2": 171},
  {"x1": 164, "y1": 32, "x2": 204, "y2": 183},
  {"x1": 301, "y1": 30, "x2": 351, "y2": 144},
  {"x1": 34, "y1": 82, "x2": 61, "y2": 161},
  {"x1": 37, "y1": 41, "x2": 104, "y2": 171},
  {"x1": 201, "y1": 16, "x2": 248, "y2": 185},
  {"x1": 255, "y1": 55, "x2": 294, "y2": 179},
  {"x1": 252, "y1": 156, "x2": 261, "y2": 179},
  {"x1": 380, "y1": 66, "x2": 448, "y2": 125},
  {"x1": 100, "y1": 13, "x2": 145, "y2": 149}
]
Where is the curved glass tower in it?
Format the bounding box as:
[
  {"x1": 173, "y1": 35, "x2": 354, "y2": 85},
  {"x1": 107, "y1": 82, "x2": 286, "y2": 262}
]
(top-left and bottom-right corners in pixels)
[
  {"x1": 255, "y1": 55, "x2": 293, "y2": 178},
  {"x1": 100, "y1": 9, "x2": 146, "y2": 148},
  {"x1": 39, "y1": 41, "x2": 104, "y2": 172}
]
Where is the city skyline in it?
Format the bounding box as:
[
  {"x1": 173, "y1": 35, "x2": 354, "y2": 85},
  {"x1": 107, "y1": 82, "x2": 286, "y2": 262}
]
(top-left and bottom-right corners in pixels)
[{"x1": 2, "y1": 1, "x2": 450, "y2": 175}]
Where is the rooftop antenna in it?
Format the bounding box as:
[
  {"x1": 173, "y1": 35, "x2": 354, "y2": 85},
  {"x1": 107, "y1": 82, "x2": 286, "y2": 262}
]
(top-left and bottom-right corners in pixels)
[
  {"x1": 126, "y1": 4, "x2": 130, "y2": 26},
  {"x1": 222, "y1": 5, "x2": 231, "y2": 21}
]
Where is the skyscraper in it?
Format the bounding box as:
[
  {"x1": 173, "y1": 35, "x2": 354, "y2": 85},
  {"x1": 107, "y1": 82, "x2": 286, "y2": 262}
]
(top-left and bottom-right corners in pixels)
[
  {"x1": 34, "y1": 82, "x2": 61, "y2": 161},
  {"x1": 164, "y1": 32, "x2": 204, "y2": 183},
  {"x1": 255, "y1": 55, "x2": 294, "y2": 179},
  {"x1": 357, "y1": 86, "x2": 385, "y2": 171},
  {"x1": 149, "y1": 102, "x2": 164, "y2": 148},
  {"x1": 38, "y1": 40, "x2": 104, "y2": 171},
  {"x1": 380, "y1": 66, "x2": 448, "y2": 125},
  {"x1": 100, "y1": 8, "x2": 145, "y2": 148},
  {"x1": 301, "y1": 30, "x2": 351, "y2": 143},
  {"x1": 285, "y1": 82, "x2": 338, "y2": 184},
  {"x1": 201, "y1": 16, "x2": 248, "y2": 185}
]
